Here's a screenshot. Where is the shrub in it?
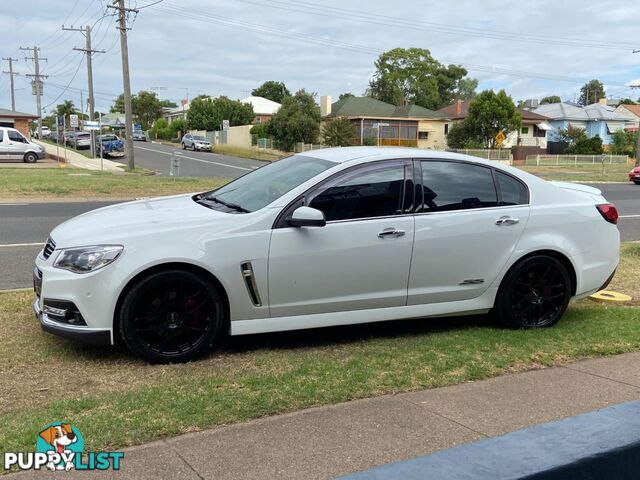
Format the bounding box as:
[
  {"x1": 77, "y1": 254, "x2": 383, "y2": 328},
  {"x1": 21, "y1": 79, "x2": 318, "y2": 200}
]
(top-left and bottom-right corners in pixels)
[{"x1": 322, "y1": 117, "x2": 357, "y2": 147}]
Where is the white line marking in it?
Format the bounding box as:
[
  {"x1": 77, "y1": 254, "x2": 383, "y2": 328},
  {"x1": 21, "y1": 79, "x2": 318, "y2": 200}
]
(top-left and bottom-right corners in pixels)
[
  {"x1": 0, "y1": 242, "x2": 44, "y2": 248},
  {"x1": 134, "y1": 146, "x2": 252, "y2": 171},
  {"x1": 0, "y1": 203, "x2": 29, "y2": 206},
  {"x1": 619, "y1": 215, "x2": 640, "y2": 219}
]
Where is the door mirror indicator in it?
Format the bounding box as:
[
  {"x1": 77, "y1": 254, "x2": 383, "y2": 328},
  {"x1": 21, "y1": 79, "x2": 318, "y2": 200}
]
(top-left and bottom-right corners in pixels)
[{"x1": 287, "y1": 206, "x2": 326, "y2": 227}]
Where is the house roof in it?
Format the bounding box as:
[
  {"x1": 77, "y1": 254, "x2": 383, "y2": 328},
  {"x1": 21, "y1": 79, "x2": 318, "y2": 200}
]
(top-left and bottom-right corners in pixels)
[
  {"x1": 437, "y1": 99, "x2": 549, "y2": 122},
  {"x1": 533, "y1": 102, "x2": 633, "y2": 122},
  {"x1": 0, "y1": 107, "x2": 38, "y2": 119},
  {"x1": 240, "y1": 96, "x2": 280, "y2": 115},
  {"x1": 328, "y1": 96, "x2": 445, "y2": 120},
  {"x1": 618, "y1": 104, "x2": 640, "y2": 118}
]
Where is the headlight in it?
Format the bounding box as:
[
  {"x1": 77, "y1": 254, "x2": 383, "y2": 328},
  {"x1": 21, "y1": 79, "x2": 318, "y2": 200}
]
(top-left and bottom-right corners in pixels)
[{"x1": 53, "y1": 246, "x2": 123, "y2": 274}]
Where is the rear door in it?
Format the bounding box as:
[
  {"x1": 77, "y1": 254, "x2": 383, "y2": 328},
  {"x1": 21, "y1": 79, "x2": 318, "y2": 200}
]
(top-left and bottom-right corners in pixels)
[{"x1": 408, "y1": 160, "x2": 530, "y2": 305}]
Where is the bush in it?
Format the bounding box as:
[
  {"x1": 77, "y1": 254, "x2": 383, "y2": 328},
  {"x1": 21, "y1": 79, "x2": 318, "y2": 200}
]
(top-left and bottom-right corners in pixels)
[
  {"x1": 565, "y1": 135, "x2": 604, "y2": 155},
  {"x1": 169, "y1": 119, "x2": 187, "y2": 139},
  {"x1": 362, "y1": 137, "x2": 377, "y2": 146},
  {"x1": 322, "y1": 117, "x2": 357, "y2": 147}
]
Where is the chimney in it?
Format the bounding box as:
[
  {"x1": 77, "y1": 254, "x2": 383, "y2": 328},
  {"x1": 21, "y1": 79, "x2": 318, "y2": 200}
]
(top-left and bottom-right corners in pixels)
[
  {"x1": 598, "y1": 97, "x2": 607, "y2": 106},
  {"x1": 455, "y1": 99, "x2": 462, "y2": 116},
  {"x1": 320, "y1": 95, "x2": 332, "y2": 117}
]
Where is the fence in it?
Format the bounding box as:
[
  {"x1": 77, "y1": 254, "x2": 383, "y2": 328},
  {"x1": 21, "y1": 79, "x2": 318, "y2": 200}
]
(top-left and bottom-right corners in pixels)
[
  {"x1": 450, "y1": 149, "x2": 513, "y2": 162},
  {"x1": 524, "y1": 154, "x2": 630, "y2": 166}
]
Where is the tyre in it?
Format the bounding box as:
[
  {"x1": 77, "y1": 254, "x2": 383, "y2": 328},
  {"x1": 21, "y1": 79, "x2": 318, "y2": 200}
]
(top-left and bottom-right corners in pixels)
[
  {"x1": 182, "y1": 143, "x2": 186, "y2": 150},
  {"x1": 634, "y1": 181, "x2": 640, "y2": 185},
  {"x1": 495, "y1": 255, "x2": 572, "y2": 329},
  {"x1": 24, "y1": 152, "x2": 38, "y2": 163},
  {"x1": 119, "y1": 269, "x2": 224, "y2": 363}
]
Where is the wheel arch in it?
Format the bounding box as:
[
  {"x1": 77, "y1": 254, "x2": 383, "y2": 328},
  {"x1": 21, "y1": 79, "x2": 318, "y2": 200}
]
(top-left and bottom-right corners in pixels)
[
  {"x1": 502, "y1": 249, "x2": 577, "y2": 296},
  {"x1": 113, "y1": 262, "x2": 231, "y2": 341}
]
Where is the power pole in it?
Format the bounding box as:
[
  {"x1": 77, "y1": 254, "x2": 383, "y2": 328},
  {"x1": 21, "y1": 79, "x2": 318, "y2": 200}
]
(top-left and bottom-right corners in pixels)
[
  {"x1": 63, "y1": 25, "x2": 105, "y2": 157},
  {"x1": 20, "y1": 46, "x2": 47, "y2": 140},
  {"x1": 2, "y1": 57, "x2": 18, "y2": 111},
  {"x1": 108, "y1": 0, "x2": 138, "y2": 171}
]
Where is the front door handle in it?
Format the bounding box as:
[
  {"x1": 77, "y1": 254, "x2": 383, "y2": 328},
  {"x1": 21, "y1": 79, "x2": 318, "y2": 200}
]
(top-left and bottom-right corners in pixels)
[
  {"x1": 495, "y1": 216, "x2": 520, "y2": 226},
  {"x1": 378, "y1": 228, "x2": 405, "y2": 238}
]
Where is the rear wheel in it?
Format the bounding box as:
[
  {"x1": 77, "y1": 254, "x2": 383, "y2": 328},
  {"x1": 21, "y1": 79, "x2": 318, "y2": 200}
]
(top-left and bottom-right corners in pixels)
[
  {"x1": 495, "y1": 255, "x2": 572, "y2": 328},
  {"x1": 634, "y1": 181, "x2": 640, "y2": 185},
  {"x1": 24, "y1": 152, "x2": 38, "y2": 163},
  {"x1": 181, "y1": 143, "x2": 186, "y2": 150},
  {"x1": 119, "y1": 269, "x2": 224, "y2": 363}
]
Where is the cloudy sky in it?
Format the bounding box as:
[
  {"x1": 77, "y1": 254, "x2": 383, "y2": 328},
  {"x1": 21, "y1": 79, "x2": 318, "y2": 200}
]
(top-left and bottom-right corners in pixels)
[{"x1": 1, "y1": 0, "x2": 639, "y2": 115}]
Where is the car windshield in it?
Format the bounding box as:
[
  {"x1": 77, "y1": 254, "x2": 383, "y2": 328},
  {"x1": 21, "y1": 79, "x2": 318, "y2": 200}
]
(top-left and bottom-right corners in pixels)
[
  {"x1": 101, "y1": 135, "x2": 118, "y2": 141},
  {"x1": 204, "y1": 155, "x2": 335, "y2": 212},
  {"x1": 77, "y1": 133, "x2": 90, "y2": 138},
  {"x1": 193, "y1": 135, "x2": 207, "y2": 141}
]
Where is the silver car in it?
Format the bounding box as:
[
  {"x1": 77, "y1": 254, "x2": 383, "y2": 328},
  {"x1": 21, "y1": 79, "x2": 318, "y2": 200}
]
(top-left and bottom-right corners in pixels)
[
  {"x1": 70, "y1": 132, "x2": 91, "y2": 150},
  {"x1": 0, "y1": 127, "x2": 45, "y2": 163},
  {"x1": 181, "y1": 133, "x2": 211, "y2": 151}
]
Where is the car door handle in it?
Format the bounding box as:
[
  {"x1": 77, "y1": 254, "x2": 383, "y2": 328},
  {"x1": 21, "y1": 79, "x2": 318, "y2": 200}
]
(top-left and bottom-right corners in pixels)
[
  {"x1": 378, "y1": 228, "x2": 405, "y2": 238},
  {"x1": 495, "y1": 216, "x2": 520, "y2": 226}
]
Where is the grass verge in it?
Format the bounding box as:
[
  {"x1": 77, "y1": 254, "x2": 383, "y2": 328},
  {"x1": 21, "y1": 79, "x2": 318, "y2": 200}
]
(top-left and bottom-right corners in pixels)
[
  {"x1": 0, "y1": 245, "x2": 638, "y2": 459},
  {"x1": 0, "y1": 167, "x2": 227, "y2": 200},
  {"x1": 211, "y1": 144, "x2": 285, "y2": 162},
  {"x1": 518, "y1": 163, "x2": 632, "y2": 183}
]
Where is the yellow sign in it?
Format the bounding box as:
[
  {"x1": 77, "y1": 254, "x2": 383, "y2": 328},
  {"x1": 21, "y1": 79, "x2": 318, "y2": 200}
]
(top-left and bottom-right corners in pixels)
[{"x1": 495, "y1": 131, "x2": 506, "y2": 145}]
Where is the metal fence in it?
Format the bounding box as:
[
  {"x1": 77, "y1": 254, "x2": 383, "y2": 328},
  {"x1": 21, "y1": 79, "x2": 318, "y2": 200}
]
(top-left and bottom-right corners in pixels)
[
  {"x1": 524, "y1": 154, "x2": 630, "y2": 166},
  {"x1": 450, "y1": 149, "x2": 513, "y2": 162}
]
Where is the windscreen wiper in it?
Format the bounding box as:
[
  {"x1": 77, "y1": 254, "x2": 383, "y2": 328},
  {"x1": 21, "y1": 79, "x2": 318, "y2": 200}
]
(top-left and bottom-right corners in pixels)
[{"x1": 206, "y1": 196, "x2": 250, "y2": 213}]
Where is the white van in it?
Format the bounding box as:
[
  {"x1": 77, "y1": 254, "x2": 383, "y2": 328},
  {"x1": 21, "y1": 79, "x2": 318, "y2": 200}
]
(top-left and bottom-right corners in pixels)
[{"x1": 0, "y1": 127, "x2": 45, "y2": 163}]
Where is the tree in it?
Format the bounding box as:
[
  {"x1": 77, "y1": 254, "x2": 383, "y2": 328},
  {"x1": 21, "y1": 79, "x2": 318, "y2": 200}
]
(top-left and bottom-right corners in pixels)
[
  {"x1": 445, "y1": 121, "x2": 483, "y2": 149},
  {"x1": 55, "y1": 100, "x2": 77, "y2": 118},
  {"x1": 610, "y1": 130, "x2": 638, "y2": 157},
  {"x1": 338, "y1": 92, "x2": 355, "y2": 101},
  {"x1": 132, "y1": 91, "x2": 163, "y2": 130},
  {"x1": 463, "y1": 90, "x2": 521, "y2": 148},
  {"x1": 159, "y1": 99, "x2": 178, "y2": 108},
  {"x1": 557, "y1": 125, "x2": 588, "y2": 146},
  {"x1": 579, "y1": 79, "x2": 605, "y2": 106},
  {"x1": 619, "y1": 98, "x2": 637, "y2": 105},
  {"x1": 186, "y1": 96, "x2": 254, "y2": 131},
  {"x1": 565, "y1": 135, "x2": 603, "y2": 155},
  {"x1": 268, "y1": 89, "x2": 320, "y2": 151},
  {"x1": 251, "y1": 81, "x2": 291, "y2": 103},
  {"x1": 540, "y1": 95, "x2": 561, "y2": 104},
  {"x1": 455, "y1": 78, "x2": 478, "y2": 101},
  {"x1": 368, "y1": 47, "x2": 471, "y2": 110},
  {"x1": 110, "y1": 94, "x2": 125, "y2": 113},
  {"x1": 321, "y1": 117, "x2": 356, "y2": 146},
  {"x1": 169, "y1": 118, "x2": 187, "y2": 139},
  {"x1": 151, "y1": 118, "x2": 171, "y2": 140}
]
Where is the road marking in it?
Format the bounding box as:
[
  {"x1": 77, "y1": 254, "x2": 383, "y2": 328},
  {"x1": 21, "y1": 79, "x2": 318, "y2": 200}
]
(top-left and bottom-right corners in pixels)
[
  {"x1": 134, "y1": 146, "x2": 253, "y2": 171},
  {"x1": 619, "y1": 215, "x2": 640, "y2": 219},
  {"x1": 0, "y1": 242, "x2": 44, "y2": 248},
  {"x1": 0, "y1": 203, "x2": 29, "y2": 206}
]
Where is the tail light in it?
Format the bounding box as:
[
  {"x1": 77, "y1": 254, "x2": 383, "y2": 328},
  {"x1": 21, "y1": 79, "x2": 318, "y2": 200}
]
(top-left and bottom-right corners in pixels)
[{"x1": 596, "y1": 204, "x2": 618, "y2": 225}]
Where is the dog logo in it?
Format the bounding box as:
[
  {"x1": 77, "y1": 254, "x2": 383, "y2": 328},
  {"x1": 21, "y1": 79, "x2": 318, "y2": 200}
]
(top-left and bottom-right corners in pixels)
[{"x1": 36, "y1": 423, "x2": 83, "y2": 471}]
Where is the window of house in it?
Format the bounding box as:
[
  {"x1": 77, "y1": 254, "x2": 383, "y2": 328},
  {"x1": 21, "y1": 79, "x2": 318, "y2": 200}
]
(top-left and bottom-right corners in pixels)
[
  {"x1": 496, "y1": 171, "x2": 529, "y2": 205},
  {"x1": 533, "y1": 125, "x2": 546, "y2": 138},
  {"x1": 418, "y1": 161, "x2": 498, "y2": 212},
  {"x1": 308, "y1": 163, "x2": 406, "y2": 222},
  {"x1": 521, "y1": 126, "x2": 529, "y2": 134},
  {"x1": 444, "y1": 124, "x2": 449, "y2": 135},
  {"x1": 418, "y1": 131, "x2": 429, "y2": 140}
]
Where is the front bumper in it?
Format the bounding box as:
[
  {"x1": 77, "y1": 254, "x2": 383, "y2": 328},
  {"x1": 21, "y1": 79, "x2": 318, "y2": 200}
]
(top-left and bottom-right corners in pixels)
[
  {"x1": 33, "y1": 297, "x2": 111, "y2": 345},
  {"x1": 195, "y1": 145, "x2": 211, "y2": 151},
  {"x1": 36, "y1": 150, "x2": 45, "y2": 159}
]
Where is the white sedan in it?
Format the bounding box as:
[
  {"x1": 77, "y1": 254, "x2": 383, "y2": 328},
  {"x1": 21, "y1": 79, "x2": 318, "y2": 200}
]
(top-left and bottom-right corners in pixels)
[{"x1": 33, "y1": 147, "x2": 620, "y2": 362}]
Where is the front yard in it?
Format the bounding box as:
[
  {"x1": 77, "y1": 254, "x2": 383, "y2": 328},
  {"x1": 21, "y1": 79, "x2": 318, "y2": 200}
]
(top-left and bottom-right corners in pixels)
[
  {"x1": 518, "y1": 163, "x2": 632, "y2": 183},
  {"x1": 1, "y1": 243, "x2": 638, "y2": 463}
]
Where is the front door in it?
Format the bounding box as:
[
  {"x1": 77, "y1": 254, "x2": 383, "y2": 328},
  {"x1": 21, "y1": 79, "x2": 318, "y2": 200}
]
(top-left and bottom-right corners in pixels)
[
  {"x1": 6, "y1": 129, "x2": 28, "y2": 160},
  {"x1": 408, "y1": 160, "x2": 530, "y2": 305},
  {"x1": 268, "y1": 160, "x2": 415, "y2": 318}
]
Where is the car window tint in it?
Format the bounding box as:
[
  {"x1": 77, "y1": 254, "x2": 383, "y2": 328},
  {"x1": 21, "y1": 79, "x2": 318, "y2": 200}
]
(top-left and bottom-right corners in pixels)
[
  {"x1": 309, "y1": 164, "x2": 405, "y2": 222},
  {"x1": 0, "y1": 130, "x2": 3, "y2": 142},
  {"x1": 419, "y1": 161, "x2": 497, "y2": 212},
  {"x1": 8, "y1": 130, "x2": 25, "y2": 142},
  {"x1": 496, "y1": 171, "x2": 528, "y2": 205}
]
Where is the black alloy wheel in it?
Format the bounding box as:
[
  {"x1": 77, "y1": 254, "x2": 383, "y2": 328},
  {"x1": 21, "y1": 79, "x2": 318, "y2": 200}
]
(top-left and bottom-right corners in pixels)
[
  {"x1": 119, "y1": 269, "x2": 224, "y2": 363},
  {"x1": 496, "y1": 256, "x2": 572, "y2": 328}
]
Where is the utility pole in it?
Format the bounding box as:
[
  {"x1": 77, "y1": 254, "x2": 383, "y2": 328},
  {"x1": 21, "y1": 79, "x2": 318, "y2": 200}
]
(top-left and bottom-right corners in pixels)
[
  {"x1": 20, "y1": 46, "x2": 47, "y2": 140},
  {"x1": 63, "y1": 25, "x2": 105, "y2": 157},
  {"x1": 2, "y1": 57, "x2": 18, "y2": 111},
  {"x1": 108, "y1": 0, "x2": 138, "y2": 171}
]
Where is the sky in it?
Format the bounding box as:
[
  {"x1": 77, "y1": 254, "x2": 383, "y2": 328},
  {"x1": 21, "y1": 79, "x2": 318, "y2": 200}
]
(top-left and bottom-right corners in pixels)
[{"x1": 0, "y1": 0, "x2": 639, "y2": 115}]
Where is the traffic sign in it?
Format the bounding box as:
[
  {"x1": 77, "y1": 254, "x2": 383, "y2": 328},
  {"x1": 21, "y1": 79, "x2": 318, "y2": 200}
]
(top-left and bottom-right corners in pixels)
[
  {"x1": 70, "y1": 114, "x2": 79, "y2": 128},
  {"x1": 495, "y1": 131, "x2": 506, "y2": 146},
  {"x1": 84, "y1": 121, "x2": 100, "y2": 131},
  {"x1": 222, "y1": 119, "x2": 230, "y2": 131},
  {"x1": 57, "y1": 115, "x2": 64, "y2": 128}
]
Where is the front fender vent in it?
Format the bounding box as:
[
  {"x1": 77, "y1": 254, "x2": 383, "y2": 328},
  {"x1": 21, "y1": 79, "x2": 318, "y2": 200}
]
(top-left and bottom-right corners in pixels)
[{"x1": 240, "y1": 262, "x2": 262, "y2": 307}]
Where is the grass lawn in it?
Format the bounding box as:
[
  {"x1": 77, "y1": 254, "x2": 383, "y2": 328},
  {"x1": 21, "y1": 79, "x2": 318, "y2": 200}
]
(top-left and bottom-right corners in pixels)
[
  {"x1": 155, "y1": 141, "x2": 285, "y2": 162},
  {"x1": 0, "y1": 167, "x2": 227, "y2": 200},
  {"x1": 1, "y1": 244, "x2": 638, "y2": 462},
  {"x1": 518, "y1": 162, "x2": 632, "y2": 183}
]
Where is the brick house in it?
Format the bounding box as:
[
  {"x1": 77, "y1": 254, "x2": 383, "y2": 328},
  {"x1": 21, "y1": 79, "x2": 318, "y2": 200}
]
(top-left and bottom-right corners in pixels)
[{"x1": 0, "y1": 108, "x2": 39, "y2": 139}]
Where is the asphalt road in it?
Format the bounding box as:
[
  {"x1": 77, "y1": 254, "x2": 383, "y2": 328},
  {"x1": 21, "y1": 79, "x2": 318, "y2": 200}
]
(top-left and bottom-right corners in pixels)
[
  {"x1": 129, "y1": 142, "x2": 265, "y2": 177},
  {"x1": 1, "y1": 184, "x2": 638, "y2": 290}
]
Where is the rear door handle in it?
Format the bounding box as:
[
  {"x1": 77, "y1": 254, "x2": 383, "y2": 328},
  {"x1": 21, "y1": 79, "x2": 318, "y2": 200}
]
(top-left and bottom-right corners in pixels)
[
  {"x1": 378, "y1": 228, "x2": 405, "y2": 238},
  {"x1": 495, "y1": 216, "x2": 519, "y2": 226}
]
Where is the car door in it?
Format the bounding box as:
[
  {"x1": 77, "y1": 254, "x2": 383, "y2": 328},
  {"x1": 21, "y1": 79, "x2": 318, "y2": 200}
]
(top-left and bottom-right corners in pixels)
[
  {"x1": 268, "y1": 159, "x2": 415, "y2": 318},
  {"x1": 6, "y1": 129, "x2": 28, "y2": 160},
  {"x1": 0, "y1": 130, "x2": 6, "y2": 159},
  {"x1": 408, "y1": 160, "x2": 530, "y2": 305}
]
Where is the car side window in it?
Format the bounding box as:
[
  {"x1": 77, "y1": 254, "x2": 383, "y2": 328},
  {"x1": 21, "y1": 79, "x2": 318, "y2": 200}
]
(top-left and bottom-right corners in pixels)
[
  {"x1": 307, "y1": 163, "x2": 406, "y2": 222},
  {"x1": 496, "y1": 171, "x2": 528, "y2": 205},
  {"x1": 8, "y1": 130, "x2": 25, "y2": 143},
  {"x1": 0, "y1": 130, "x2": 3, "y2": 142},
  {"x1": 418, "y1": 161, "x2": 498, "y2": 212}
]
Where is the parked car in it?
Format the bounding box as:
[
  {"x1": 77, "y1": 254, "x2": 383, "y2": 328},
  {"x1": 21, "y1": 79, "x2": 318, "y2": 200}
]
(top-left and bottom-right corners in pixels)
[
  {"x1": 39, "y1": 126, "x2": 52, "y2": 140},
  {"x1": 96, "y1": 134, "x2": 125, "y2": 158},
  {"x1": 629, "y1": 166, "x2": 640, "y2": 185},
  {"x1": 33, "y1": 147, "x2": 620, "y2": 363},
  {"x1": 0, "y1": 127, "x2": 45, "y2": 163},
  {"x1": 64, "y1": 131, "x2": 77, "y2": 146},
  {"x1": 132, "y1": 130, "x2": 147, "y2": 142},
  {"x1": 69, "y1": 132, "x2": 91, "y2": 150},
  {"x1": 181, "y1": 133, "x2": 211, "y2": 151}
]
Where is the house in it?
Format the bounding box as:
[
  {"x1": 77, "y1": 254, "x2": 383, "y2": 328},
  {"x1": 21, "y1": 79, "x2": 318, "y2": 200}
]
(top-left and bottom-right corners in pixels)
[
  {"x1": 163, "y1": 100, "x2": 190, "y2": 124},
  {"x1": 100, "y1": 113, "x2": 126, "y2": 129},
  {"x1": 0, "y1": 107, "x2": 39, "y2": 139},
  {"x1": 532, "y1": 101, "x2": 636, "y2": 145},
  {"x1": 321, "y1": 95, "x2": 450, "y2": 149},
  {"x1": 240, "y1": 96, "x2": 280, "y2": 124},
  {"x1": 613, "y1": 104, "x2": 640, "y2": 132},
  {"x1": 437, "y1": 99, "x2": 552, "y2": 149}
]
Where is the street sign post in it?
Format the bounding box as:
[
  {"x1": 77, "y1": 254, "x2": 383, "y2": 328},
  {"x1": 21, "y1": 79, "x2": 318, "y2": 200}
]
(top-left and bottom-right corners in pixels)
[
  {"x1": 170, "y1": 151, "x2": 181, "y2": 178},
  {"x1": 69, "y1": 114, "x2": 79, "y2": 129}
]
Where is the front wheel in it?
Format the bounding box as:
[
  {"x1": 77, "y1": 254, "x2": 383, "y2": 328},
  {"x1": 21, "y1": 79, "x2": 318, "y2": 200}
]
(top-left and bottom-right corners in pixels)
[
  {"x1": 24, "y1": 152, "x2": 38, "y2": 163},
  {"x1": 634, "y1": 181, "x2": 640, "y2": 185},
  {"x1": 181, "y1": 143, "x2": 186, "y2": 150},
  {"x1": 495, "y1": 255, "x2": 572, "y2": 328},
  {"x1": 119, "y1": 269, "x2": 225, "y2": 363}
]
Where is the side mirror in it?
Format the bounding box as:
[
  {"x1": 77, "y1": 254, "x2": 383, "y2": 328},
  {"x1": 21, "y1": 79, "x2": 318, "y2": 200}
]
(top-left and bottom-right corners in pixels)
[{"x1": 286, "y1": 206, "x2": 326, "y2": 228}]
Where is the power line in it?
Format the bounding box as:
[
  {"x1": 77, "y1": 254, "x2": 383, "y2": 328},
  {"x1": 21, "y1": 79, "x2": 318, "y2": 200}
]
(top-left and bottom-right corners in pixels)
[{"x1": 42, "y1": 57, "x2": 84, "y2": 110}]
